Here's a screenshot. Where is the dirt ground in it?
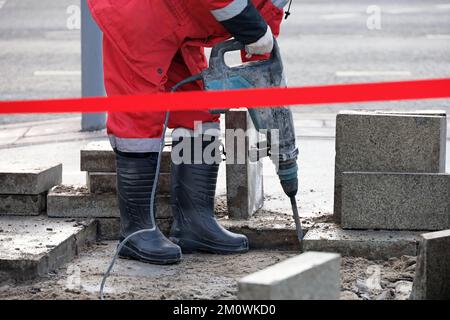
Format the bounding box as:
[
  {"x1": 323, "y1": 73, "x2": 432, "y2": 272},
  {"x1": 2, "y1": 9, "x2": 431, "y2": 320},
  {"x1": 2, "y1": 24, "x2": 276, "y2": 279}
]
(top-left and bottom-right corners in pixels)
[{"x1": 0, "y1": 242, "x2": 416, "y2": 300}]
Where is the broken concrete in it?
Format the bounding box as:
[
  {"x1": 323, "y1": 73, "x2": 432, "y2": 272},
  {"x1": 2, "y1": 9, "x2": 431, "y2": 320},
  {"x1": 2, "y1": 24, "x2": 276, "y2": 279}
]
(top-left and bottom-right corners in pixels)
[
  {"x1": 0, "y1": 243, "x2": 296, "y2": 300},
  {"x1": 46, "y1": 185, "x2": 171, "y2": 219},
  {"x1": 238, "y1": 251, "x2": 341, "y2": 300},
  {"x1": 302, "y1": 223, "x2": 422, "y2": 260},
  {"x1": 0, "y1": 193, "x2": 46, "y2": 216},
  {"x1": 341, "y1": 172, "x2": 450, "y2": 231},
  {"x1": 225, "y1": 109, "x2": 264, "y2": 219},
  {"x1": 411, "y1": 229, "x2": 450, "y2": 300},
  {"x1": 87, "y1": 172, "x2": 171, "y2": 195},
  {"x1": 0, "y1": 216, "x2": 96, "y2": 282},
  {"x1": 0, "y1": 244, "x2": 419, "y2": 300},
  {"x1": 80, "y1": 141, "x2": 171, "y2": 173},
  {"x1": 334, "y1": 111, "x2": 447, "y2": 222},
  {"x1": 0, "y1": 163, "x2": 62, "y2": 194}
]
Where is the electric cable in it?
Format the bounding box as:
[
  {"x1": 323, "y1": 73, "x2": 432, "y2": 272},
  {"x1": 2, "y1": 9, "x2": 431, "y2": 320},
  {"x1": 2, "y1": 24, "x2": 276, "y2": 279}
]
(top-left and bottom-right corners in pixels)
[{"x1": 99, "y1": 74, "x2": 202, "y2": 300}]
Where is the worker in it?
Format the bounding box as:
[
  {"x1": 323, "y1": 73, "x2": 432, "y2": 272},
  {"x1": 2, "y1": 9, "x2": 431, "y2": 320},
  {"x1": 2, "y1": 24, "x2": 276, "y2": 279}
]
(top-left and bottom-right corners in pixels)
[{"x1": 87, "y1": 0, "x2": 289, "y2": 264}]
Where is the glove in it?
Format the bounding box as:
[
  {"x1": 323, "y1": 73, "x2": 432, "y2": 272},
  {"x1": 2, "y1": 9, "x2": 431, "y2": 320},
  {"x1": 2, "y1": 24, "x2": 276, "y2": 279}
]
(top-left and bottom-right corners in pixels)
[{"x1": 244, "y1": 26, "x2": 274, "y2": 58}]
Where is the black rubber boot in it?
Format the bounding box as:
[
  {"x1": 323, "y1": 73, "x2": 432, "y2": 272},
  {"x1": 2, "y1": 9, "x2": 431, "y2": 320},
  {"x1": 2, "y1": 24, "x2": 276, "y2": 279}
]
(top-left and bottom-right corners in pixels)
[
  {"x1": 115, "y1": 151, "x2": 182, "y2": 264},
  {"x1": 169, "y1": 137, "x2": 249, "y2": 254}
]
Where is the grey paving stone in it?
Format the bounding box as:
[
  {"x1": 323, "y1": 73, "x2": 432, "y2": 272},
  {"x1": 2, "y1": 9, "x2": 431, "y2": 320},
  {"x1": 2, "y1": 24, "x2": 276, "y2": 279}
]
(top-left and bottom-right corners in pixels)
[
  {"x1": 238, "y1": 251, "x2": 341, "y2": 300},
  {"x1": 0, "y1": 193, "x2": 46, "y2": 216},
  {"x1": 47, "y1": 185, "x2": 171, "y2": 219},
  {"x1": 87, "y1": 172, "x2": 171, "y2": 195},
  {"x1": 411, "y1": 229, "x2": 450, "y2": 300},
  {"x1": 80, "y1": 141, "x2": 171, "y2": 173},
  {"x1": 341, "y1": 172, "x2": 450, "y2": 231},
  {"x1": 225, "y1": 109, "x2": 264, "y2": 219},
  {"x1": 0, "y1": 216, "x2": 96, "y2": 282},
  {"x1": 302, "y1": 223, "x2": 422, "y2": 260},
  {"x1": 334, "y1": 111, "x2": 447, "y2": 222},
  {"x1": 0, "y1": 163, "x2": 62, "y2": 194}
]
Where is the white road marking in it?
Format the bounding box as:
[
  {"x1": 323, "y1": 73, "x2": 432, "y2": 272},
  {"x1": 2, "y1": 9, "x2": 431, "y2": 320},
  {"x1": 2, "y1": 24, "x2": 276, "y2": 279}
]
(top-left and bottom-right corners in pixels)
[
  {"x1": 426, "y1": 34, "x2": 450, "y2": 39},
  {"x1": 0, "y1": 0, "x2": 7, "y2": 9},
  {"x1": 33, "y1": 70, "x2": 81, "y2": 76},
  {"x1": 435, "y1": 3, "x2": 450, "y2": 9},
  {"x1": 320, "y1": 13, "x2": 358, "y2": 20},
  {"x1": 335, "y1": 71, "x2": 412, "y2": 77}
]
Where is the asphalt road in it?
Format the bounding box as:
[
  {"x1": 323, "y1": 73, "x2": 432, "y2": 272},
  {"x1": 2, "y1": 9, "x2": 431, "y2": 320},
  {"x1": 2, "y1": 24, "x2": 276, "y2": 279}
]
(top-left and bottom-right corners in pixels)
[{"x1": 0, "y1": 0, "x2": 449, "y2": 124}]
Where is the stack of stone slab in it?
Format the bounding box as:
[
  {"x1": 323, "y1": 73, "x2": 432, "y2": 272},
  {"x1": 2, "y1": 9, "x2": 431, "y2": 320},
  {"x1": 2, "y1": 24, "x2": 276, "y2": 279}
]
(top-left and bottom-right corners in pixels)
[
  {"x1": 0, "y1": 163, "x2": 97, "y2": 281},
  {"x1": 303, "y1": 110, "x2": 449, "y2": 259},
  {"x1": 0, "y1": 163, "x2": 62, "y2": 216},
  {"x1": 46, "y1": 141, "x2": 173, "y2": 239}
]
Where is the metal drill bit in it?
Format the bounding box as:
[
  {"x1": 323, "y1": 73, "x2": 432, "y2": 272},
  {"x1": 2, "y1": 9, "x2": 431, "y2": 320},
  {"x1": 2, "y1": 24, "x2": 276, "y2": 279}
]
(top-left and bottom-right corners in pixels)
[{"x1": 290, "y1": 196, "x2": 303, "y2": 241}]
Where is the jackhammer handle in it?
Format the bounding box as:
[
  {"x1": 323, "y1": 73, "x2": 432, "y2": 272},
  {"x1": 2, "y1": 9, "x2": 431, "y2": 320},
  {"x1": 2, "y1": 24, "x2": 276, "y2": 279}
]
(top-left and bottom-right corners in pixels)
[{"x1": 209, "y1": 37, "x2": 281, "y2": 71}]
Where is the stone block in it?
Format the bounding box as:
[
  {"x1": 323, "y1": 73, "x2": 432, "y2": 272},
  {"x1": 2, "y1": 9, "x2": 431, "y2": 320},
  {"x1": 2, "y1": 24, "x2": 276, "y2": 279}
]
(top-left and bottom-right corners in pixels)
[
  {"x1": 225, "y1": 109, "x2": 264, "y2": 219},
  {"x1": 238, "y1": 251, "x2": 341, "y2": 300},
  {"x1": 0, "y1": 193, "x2": 46, "y2": 216},
  {"x1": 334, "y1": 111, "x2": 447, "y2": 222},
  {"x1": 302, "y1": 223, "x2": 422, "y2": 260},
  {"x1": 80, "y1": 141, "x2": 171, "y2": 173},
  {"x1": 87, "y1": 172, "x2": 171, "y2": 195},
  {"x1": 411, "y1": 229, "x2": 450, "y2": 300},
  {"x1": 0, "y1": 217, "x2": 97, "y2": 282},
  {"x1": 342, "y1": 172, "x2": 450, "y2": 231},
  {"x1": 0, "y1": 163, "x2": 62, "y2": 194},
  {"x1": 47, "y1": 185, "x2": 171, "y2": 219},
  {"x1": 86, "y1": 172, "x2": 116, "y2": 194}
]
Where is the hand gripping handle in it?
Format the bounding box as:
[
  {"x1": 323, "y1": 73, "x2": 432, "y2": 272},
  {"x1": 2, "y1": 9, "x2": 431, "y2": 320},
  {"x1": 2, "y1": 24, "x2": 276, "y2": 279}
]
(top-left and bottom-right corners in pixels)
[{"x1": 208, "y1": 37, "x2": 282, "y2": 71}]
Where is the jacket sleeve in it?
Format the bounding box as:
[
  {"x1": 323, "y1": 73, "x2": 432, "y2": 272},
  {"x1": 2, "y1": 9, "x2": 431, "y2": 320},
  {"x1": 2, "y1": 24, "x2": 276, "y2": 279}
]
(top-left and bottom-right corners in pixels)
[{"x1": 201, "y1": 0, "x2": 268, "y2": 45}]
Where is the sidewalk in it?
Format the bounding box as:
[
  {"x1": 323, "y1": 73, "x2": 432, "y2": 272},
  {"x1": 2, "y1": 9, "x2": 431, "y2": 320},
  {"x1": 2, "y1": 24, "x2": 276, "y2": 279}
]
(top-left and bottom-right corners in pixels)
[{"x1": 0, "y1": 116, "x2": 104, "y2": 186}]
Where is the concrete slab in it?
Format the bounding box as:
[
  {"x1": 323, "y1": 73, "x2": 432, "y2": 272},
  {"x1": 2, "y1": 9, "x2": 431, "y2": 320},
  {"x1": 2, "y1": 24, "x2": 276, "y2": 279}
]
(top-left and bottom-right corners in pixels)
[
  {"x1": 341, "y1": 172, "x2": 450, "y2": 231},
  {"x1": 96, "y1": 218, "x2": 173, "y2": 240},
  {"x1": 0, "y1": 216, "x2": 96, "y2": 282},
  {"x1": 302, "y1": 223, "x2": 422, "y2": 260},
  {"x1": 86, "y1": 172, "x2": 116, "y2": 194},
  {"x1": 87, "y1": 172, "x2": 171, "y2": 195},
  {"x1": 0, "y1": 163, "x2": 62, "y2": 194},
  {"x1": 80, "y1": 141, "x2": 171, "y2": 173},
  {"x1": 238, "y1": 251, "x2": 341, "y2": 300},
  {"x1": 334, "y1": 111, "x2": 447, "y2": 222},
  {"x1": 218, "y1": 209, "x2": 310, "y2": 251},
  {"x1": 79, "y1": 141, "x2": 116, "y2": 173},
  {"x1": 0, "y1": 139, "x2": 101, "y2": 187},
  {"x1": 225, "y1": 109, "x2": 264, "y2": 219},
  {"x1": 46, "y1": 185, "x2": 171, "y2": 219},
  {"x1": 0, "y1": 193, "x2": 46, "y2": 216},
  {"x1": 95, "y1": 208, "x2": 308, "y2": 251},
  {"x1": 411, "y1": 229, "x2": 450, "y2": 300}
]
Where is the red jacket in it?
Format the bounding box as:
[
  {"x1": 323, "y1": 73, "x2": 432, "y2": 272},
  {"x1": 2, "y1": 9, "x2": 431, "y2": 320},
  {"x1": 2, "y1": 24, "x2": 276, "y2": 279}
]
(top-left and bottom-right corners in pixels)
[
  {"x1": 87, "y1": 0, "x2": 286, "y2": 148},
  {"x1": 88, "y1": 0, "x2": 285, "y2": 87}
]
